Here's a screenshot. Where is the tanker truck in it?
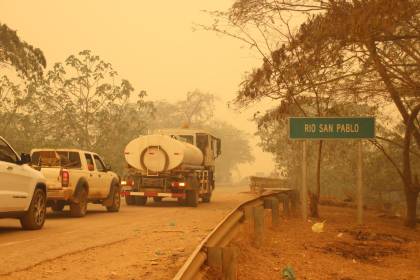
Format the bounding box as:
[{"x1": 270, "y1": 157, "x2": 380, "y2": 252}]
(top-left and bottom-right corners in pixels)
[{"x1": 121, "y1": 129, "x2": 221, "y2": 207}]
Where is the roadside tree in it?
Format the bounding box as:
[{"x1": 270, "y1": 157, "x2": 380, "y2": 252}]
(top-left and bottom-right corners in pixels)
[
  {"x1": 0, "y1": 22, "x2": 46, "y2": 79},
  {"x1": 0, "y1": 22, "x2": 47, "y2": 151},
  {"x1": 40, "y1": 50, "x2": 152, "y2": 173},
  {"x1": 207, "y1": 0, "x2": 419, "y2": 226}
]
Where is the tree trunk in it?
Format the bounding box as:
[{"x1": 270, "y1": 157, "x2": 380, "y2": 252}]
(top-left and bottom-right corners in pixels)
[
  {"x1": 402, "y1": 104, "x2": 420, "y2": 228},
  {"x1": 309, "y1": 140, "x2": 323, "y2": 218},
  {"x1": 368, "y1": 41, "x2": 420, "y2": 228},
  {"x1": 404, "y1": 188, "x2": 419, "y2": 228}
]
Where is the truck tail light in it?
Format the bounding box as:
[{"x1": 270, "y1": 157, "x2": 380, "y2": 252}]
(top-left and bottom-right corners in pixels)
[
  {"x1": 171, "y1": 181, "x2": 186, "y2": 188},
  {"x1": 121, "y1": 179, "x2": 134, "y2": 191},
  {"x1": 126, "y1": 179, "x2": 134, "y2": 187},
  {"x1": 61, "y1": 169, "x2": 70, "y2": 187}
]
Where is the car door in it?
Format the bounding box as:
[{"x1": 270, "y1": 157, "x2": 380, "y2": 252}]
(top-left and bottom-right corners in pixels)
[
  {"x1": 0, "y1": 138, "x2": 32, "y2": 212},
  {"x1": 84, "y1": 153, "x2": 99, "y2": 198},
  {"x1": 93, "y1": 154, "x2": 113, "y2": 198}
]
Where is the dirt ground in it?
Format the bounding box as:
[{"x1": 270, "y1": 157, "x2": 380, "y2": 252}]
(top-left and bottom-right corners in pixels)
[
  {"x1": 0, "y1": 185, "x2": 252, "y2": 280},
  {"x1": 204, "y1": 205, "x2": 420, "y2": 280}
]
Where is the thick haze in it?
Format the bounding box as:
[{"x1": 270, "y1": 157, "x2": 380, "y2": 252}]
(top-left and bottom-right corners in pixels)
[{"x1": 0, "y1": 0, "x2": 276, "y2": 178}]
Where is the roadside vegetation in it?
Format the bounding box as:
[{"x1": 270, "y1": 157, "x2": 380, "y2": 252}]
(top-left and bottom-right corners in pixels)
[
  {"x1": 204, "y1": 0, "x2": 419, "y2": 227},
  {"x1": 0, "y1": 23, "x2": 253, "y2": 183}
]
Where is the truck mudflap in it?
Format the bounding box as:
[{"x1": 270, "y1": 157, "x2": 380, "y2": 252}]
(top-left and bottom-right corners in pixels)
[{"x1": 122, "y1": 191, "x2": 186, "y2": 199}]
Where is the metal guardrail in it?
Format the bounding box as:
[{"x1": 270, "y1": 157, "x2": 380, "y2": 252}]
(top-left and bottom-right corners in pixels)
[
  {"x1": 249, "y1": 176, "x2": 288, "y2": 193},
  {"x1": 173, "y1": 189, "x2": 295, "y2": 280}
]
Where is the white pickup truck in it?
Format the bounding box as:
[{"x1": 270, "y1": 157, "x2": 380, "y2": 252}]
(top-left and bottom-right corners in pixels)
[
  {"x1": 31, "y1": 149, "x2": 121, "y2": 217},
  {"x1": 0, "y1": 136, "x2": 47, "y2": 230}
]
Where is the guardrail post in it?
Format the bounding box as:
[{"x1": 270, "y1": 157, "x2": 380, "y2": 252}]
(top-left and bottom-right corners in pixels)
[
  {"x1": 243, "y1": 206, "x2": 253, "y2": 234},
  {"x1": 283, "y1": 195, "x2": 290, "y2": 216},
  {"x1": 263, "y1": 198, "x2": 272, "y2": 209},
  {"x1": 253, "y1": 206, "x2": 264, "y2": 248},
  {"x1": 277, "y1": 194, "x2": 290, "y2": 216},
  {"x1": 264, "y1": 198, "x2": 280, "y2": 228},
  {"x1": 222, "y1": 247, "x2": 238, "y2": 280},
  {"x1": 271, "y1": 198, "x2": 280, "y2": 227},
  {"x1": 207, "y1": 247, "x2": 223, "y2": 269},
  {"x1": 207, "y1": 246, "x2": 238, "y2": 280},
  {"x1": 243, "y1": 206, "x2": 253, "y2": 221},
  {"x1": 289, "y1": 190, "x2": 298, "y2": 213}
]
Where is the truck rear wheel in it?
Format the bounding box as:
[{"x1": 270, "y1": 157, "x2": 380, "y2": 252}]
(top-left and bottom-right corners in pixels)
[
  {"x1": 186, "y1": 190, "x2": 198, "y2": 207},
  {"x1": 125, "y1": 194, "x2": 136, "y2": 206},
  {"x1": 177, "y1": 197, "x2": 186, "y2": 206},
  {"x1": 202, "y1": 191, "x2": 212, "y2": 203},
  {"x1": 135, "y1": 196, "x2": 147, "y2": 206},
  {"x1": 70, "y1": 188, "x2": 88, "y2": 217}
]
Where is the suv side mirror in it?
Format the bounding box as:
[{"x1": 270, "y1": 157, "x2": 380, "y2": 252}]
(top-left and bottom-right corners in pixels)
[
  {"x1": 105, "y1": 164, "x2": 112, "y2": 171},
  {"x1": 19, "y1": 153, "x2": 31, "y2": 165}
]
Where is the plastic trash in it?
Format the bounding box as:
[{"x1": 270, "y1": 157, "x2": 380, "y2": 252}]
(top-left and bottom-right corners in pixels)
[
  {"x1": 311, "y1": 220, "x2": 326, "y2": 233},
  {"x1": 155, "y1": 250, "x2": 165, "y2": 256},
  {"x1": 282, "y1": 265, "x2": 296, "y2": 280}
]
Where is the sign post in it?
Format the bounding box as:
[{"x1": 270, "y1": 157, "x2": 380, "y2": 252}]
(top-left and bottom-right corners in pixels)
[
  {"x1": 357, "y1": 140, "x2": 363, "y2": 224},
  {"x1": 289, "y1": 117, "x2": 375, "y2": 224},
  {"x1": 302, "y1": 140, "x2": 307, "y2": 221}
]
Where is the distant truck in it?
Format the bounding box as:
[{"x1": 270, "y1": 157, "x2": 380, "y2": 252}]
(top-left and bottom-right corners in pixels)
[
  {"x1": 122, "y1": 129, "x2": 221, "y2": 207},
  {"x1": 30, "y1": 149, "x2": 121, "y2": 217}
]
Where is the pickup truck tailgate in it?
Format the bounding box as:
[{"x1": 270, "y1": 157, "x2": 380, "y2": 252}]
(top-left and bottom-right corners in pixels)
[{"x1": 40, "y1": 168, "x2": 62, "y2": 189}]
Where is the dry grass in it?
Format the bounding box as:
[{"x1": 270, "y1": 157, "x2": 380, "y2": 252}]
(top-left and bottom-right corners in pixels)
[{"x1": 203, "y1": 205, "x2": 420, "y2": 280}]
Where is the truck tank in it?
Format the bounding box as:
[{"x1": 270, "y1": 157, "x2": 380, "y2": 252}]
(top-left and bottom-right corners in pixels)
[{"x1": 124, "y1": 135, "x2": 204, "y2": 172}]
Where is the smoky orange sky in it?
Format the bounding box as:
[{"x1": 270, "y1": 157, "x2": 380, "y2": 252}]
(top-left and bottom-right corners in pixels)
[{"x1": 0, "y1": 0, "x2": 277, "y2": 178}]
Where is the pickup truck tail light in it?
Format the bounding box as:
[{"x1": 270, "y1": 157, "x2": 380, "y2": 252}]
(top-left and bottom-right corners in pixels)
[{"x1": 61, "y1": 169, "x2": 70, "y2": 187}]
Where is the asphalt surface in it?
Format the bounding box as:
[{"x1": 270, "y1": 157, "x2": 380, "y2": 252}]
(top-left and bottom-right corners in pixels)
[{"x1": 0, "y1": 185, "x2": 252, "y2": 280}]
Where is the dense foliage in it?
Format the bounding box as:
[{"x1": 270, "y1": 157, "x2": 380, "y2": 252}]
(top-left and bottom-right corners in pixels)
[
  {"x1": 0, "y1": 23, "x2": 46, "y2": 79},
  {"x1": 0, "y1": 25, "x2": 253, "y2": 181}
]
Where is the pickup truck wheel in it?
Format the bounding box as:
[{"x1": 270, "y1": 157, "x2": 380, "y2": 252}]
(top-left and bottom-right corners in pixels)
[
  {"x1": 186, "y1": 190, "x2": 198, "y2": 207},
  {"x1": 135, "y1": 196, "x2": 147, "y2": 206},
  {"x1": 202, "y1": 191, "x2": 212, "y2": 203},
  {"x1": 106, "y1": 187, "x2": 121, "y2": 212},
  {"x1": 70, "y1": 188, "x2": 88, "y2": 217},
  {"x1": 153, "y1": 197, "x2": 162, "y2": 203},
  {"x1": 177, "y1": 197, "x2": 186, "y2": 206},
  {"x1": 20, "y1": 188, "x2": 47, "y2": 230},
  {"x1": 125, "y1": 194, "x2": 136, "y2": 206},
  {"x1": 51, "y1": 201, "x2": 66, "y2": 212}
]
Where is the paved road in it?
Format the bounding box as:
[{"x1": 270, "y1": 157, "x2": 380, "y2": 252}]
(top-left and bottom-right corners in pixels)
[{"x1": 0, "y1": 185, "x2": 252, "y2": 280}]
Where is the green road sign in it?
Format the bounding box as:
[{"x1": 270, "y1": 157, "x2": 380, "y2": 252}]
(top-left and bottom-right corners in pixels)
[{"x1": 289, "y1": 117, "x2": 375, "y2": 139}]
